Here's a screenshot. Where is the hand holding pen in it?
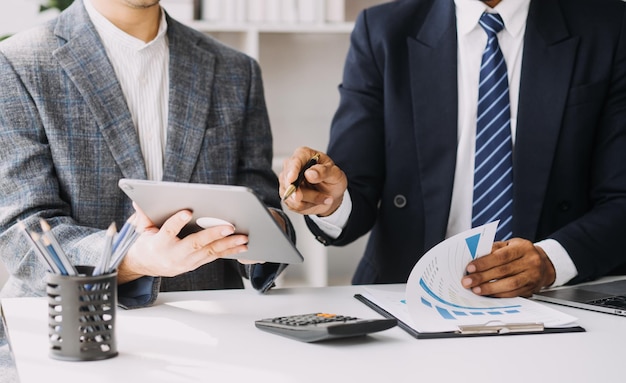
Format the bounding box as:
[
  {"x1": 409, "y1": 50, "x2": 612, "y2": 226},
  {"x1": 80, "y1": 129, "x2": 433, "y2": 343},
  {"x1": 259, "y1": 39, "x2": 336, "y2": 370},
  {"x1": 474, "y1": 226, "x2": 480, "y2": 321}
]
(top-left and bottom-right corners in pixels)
[
  {"x1": 279, "y1": 146, "x2": 348, "y2": 217},
  {"x1": 282, "y1": 152, "x2": 320, "y2": 201}
]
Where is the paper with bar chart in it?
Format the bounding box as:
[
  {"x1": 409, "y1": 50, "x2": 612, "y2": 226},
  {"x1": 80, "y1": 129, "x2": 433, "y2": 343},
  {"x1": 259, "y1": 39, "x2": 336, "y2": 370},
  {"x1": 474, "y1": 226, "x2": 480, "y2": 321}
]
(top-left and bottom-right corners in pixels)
[{"x1": 402, "y1": 222, "x2": 578, "y2": 333}]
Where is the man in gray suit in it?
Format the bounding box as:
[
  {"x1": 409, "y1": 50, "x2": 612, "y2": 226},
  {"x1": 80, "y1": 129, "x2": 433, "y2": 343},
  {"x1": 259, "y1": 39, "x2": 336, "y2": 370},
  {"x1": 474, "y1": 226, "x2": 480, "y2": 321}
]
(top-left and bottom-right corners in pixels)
[{"x1": 0, "y1": 0, "x2": 293, "y2": 308}]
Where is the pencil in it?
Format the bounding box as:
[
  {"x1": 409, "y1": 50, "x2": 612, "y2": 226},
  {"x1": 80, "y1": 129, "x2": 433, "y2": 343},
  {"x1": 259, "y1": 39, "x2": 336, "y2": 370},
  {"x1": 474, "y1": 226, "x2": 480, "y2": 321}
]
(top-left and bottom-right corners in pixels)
[
  {"x1": 112, "y1": 218, "x2": 131, "y2": 253},
  {"x1": 40, "y1": 219, "x2": 77, "y2": 276},
  {"x1": 40, "y1": 235, "x2": 69, "y2": 275},
  {"x1": 108, "y1": 225, "x2": 139, "y2": 272},
  {"x1": 94, "y1": 222, "x2": 116, "y2": 276},
  {"x1": 17, "y1": 220, "x2": 60, "y2": 274}
]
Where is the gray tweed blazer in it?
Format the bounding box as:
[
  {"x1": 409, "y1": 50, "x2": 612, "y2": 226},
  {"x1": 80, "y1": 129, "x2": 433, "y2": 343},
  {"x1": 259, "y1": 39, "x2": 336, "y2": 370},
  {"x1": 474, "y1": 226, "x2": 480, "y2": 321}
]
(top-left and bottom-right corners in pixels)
[{"x1": 0, "y1": 1, "x2": 292, "y2": 308}]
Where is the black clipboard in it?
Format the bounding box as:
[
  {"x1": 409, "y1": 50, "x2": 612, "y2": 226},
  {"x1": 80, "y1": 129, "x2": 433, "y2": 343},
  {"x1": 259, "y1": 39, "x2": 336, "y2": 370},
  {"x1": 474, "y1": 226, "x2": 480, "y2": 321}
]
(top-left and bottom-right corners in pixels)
[{"x1": 354, "y1": 294, "x2": 586, "y2": 339}]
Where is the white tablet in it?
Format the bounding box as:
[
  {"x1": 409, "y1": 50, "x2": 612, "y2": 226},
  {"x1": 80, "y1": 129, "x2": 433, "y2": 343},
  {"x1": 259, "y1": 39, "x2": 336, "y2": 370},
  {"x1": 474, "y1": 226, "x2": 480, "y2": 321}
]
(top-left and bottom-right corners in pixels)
[{"x1": 118, "y1": 179, "x2": 303, "y2": 264}]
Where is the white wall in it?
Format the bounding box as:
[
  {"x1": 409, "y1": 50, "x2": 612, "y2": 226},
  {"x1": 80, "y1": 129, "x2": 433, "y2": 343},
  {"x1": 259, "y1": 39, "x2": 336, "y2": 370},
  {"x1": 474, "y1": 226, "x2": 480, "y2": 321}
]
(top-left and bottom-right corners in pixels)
[{"x1": 0, "y1": 0, "x2": 59, "y2": 37}]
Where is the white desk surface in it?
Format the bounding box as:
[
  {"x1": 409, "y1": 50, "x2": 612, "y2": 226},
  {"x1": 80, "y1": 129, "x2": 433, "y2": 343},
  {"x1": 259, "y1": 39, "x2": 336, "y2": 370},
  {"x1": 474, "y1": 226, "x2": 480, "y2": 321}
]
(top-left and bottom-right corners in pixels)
[{"x1": 1, "y1": 284, "x2": 624, "y2": 383}]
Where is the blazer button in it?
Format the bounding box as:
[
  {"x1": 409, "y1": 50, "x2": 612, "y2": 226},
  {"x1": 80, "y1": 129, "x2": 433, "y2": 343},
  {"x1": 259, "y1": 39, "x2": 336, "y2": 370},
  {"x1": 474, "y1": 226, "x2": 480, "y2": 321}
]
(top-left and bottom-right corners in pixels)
[
  {"x1": 559, "y1": 202, "x2": 571, "y2": 212},
  {"x1": 393, "y1": 195, "x2": 407, "y2": 208}
]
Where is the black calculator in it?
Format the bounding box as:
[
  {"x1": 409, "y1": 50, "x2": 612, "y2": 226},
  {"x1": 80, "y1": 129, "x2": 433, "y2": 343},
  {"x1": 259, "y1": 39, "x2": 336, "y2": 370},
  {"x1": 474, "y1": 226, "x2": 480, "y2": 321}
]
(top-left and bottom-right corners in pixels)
[{"x1": 255, "y1": 313, "x2": 397, "y2": 342}]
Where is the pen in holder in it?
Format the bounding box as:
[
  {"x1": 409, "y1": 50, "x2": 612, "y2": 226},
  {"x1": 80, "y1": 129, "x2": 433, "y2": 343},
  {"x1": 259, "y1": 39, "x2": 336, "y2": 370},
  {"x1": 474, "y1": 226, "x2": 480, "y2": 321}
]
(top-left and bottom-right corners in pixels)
[{"x1": 47, "y1": 265, "x2": 118, "y2": 361}]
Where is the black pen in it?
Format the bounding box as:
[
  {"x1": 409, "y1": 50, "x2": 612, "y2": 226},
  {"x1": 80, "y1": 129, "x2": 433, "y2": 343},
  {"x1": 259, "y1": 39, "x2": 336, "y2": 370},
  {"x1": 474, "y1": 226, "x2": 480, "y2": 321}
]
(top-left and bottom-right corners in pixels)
[{"x1": 282, "y1": 153, "x2": 320, "y2": 201}]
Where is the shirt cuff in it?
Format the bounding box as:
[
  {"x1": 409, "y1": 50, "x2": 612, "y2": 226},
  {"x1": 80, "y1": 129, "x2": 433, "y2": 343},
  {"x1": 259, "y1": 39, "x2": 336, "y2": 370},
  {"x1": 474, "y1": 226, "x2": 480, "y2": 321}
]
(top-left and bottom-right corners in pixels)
[
  {"x1": 535, "y1": 239, "x2": 578, "y2": 287},
  {"x1": 249, "y1": 263, "x2": 287, "y2": 293},
  {"x1": 307, "y1": 189, "x2": 352, "y2": 239},
  {"x1": 117, "y1": 276, "x2": 159, "y2": 309}
]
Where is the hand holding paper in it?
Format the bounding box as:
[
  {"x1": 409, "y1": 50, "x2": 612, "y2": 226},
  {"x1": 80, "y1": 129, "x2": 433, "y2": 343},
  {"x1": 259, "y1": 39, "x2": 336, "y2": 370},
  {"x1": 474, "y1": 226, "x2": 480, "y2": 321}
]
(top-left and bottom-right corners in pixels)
[
  {"x1": 404, "y1": 222, "x2": 578, "y2": 333},
  {"x1": 461, "y1": 237, "x2": 557, "y2": 298},
  {"x1": 357, "y1": 222, "x2": 581, "y2": 337}
]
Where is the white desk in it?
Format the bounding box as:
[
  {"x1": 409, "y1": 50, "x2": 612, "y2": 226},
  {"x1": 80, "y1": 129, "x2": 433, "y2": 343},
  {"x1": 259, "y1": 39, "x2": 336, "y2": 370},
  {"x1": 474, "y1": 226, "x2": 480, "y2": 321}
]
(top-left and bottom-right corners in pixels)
[{"x1": 1, "y1": 284, "x2": 624, "y2": 383}]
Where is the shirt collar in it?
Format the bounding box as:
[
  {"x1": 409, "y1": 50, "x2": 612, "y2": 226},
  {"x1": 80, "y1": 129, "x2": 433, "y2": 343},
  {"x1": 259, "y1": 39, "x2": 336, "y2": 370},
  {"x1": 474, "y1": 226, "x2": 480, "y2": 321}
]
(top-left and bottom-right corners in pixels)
[
  {"x1": 83, "y1": 0, "x2": 168, "y2": 51},
  {"x1": 454, "y1": 0, "x2": 530, "y2": 38}
]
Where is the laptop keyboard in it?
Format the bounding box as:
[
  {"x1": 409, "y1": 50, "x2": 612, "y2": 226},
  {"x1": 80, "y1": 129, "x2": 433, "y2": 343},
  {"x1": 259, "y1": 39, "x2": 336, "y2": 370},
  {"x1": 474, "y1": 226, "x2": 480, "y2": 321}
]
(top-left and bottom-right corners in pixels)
[{"x1": 587, "y1": 296, "x2": 626, "y2": 309}]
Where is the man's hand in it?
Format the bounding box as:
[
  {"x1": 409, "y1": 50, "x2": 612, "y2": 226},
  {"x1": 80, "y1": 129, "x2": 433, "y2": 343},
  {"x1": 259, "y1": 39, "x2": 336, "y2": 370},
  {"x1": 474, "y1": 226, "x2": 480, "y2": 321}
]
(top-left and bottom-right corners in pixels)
[
  {"x1": 279, "y1": 146, "x2": 348, "y2": 217},
  {"x1": 117, "y1": 205, "x2": 249, "y2": 284},
  {"x1": 461, "y1": 238, "x2": 557, "y2": 297}
]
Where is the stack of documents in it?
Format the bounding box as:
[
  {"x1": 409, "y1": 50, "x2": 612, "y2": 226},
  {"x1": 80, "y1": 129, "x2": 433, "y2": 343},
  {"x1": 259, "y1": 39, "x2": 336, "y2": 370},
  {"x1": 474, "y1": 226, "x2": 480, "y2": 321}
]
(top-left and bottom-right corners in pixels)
[{"x1": 357, "y1": 222, "x2": 582, "y2": 338}]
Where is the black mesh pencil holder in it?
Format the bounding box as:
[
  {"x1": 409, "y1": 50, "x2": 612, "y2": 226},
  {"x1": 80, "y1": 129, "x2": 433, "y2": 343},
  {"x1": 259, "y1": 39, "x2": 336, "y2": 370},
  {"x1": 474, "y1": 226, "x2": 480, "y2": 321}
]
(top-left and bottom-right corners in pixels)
[{"x1": 46, "y1": 265, "x2": 118, "y2": 361}]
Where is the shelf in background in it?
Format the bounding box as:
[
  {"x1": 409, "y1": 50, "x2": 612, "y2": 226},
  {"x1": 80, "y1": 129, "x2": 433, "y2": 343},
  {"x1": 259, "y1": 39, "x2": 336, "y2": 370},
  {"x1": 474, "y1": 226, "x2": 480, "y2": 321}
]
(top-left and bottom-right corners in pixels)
[{"x1": 187, "y1": 20, "x2": 355, "y2": 34}]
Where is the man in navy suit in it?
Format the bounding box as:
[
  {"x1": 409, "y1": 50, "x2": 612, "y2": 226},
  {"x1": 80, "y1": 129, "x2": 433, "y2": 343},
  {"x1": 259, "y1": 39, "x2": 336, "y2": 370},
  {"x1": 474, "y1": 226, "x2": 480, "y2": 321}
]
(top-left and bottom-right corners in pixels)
[{"x1": 280, "y1": 0, "x2": 626, "y2": 297}]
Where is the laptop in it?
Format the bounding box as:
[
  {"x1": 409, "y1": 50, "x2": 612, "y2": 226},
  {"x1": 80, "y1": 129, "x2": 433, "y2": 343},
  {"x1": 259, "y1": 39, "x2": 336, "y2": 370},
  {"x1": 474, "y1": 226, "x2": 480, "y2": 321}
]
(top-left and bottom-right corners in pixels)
[{"x1": 533, "y1": 278, "x2": 626, "y2": 317}]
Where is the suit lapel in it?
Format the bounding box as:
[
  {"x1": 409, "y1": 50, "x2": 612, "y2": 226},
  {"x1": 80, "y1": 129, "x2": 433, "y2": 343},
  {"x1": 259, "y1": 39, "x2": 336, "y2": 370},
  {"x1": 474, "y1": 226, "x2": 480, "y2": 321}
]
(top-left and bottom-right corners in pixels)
[
  {"x1": 408, "y1": 0, "x2": 458, "y2": 248},
  {"x1": 51, "y1": 1, "x2": 147, "y2": 180},
  {"x1": 161, "y1": 17, "x2": 215, "y2": 183},
  {"x1": 514, "y1": 0, "x2": 578, "y2": 238}
]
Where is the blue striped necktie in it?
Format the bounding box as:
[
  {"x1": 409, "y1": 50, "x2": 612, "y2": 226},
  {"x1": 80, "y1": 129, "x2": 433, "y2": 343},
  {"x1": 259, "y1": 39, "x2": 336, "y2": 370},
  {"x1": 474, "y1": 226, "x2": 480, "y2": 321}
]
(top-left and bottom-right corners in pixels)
[{"x1": 472, "y1": 13, "x2": 513, "y2": 241}]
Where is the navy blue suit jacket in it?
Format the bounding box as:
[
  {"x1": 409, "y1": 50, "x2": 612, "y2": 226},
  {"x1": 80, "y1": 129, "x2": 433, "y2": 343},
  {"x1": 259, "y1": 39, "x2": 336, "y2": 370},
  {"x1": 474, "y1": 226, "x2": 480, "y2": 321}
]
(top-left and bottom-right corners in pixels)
[{"x1": 307, "y1": 0, "x2": 626, "y2": 285}]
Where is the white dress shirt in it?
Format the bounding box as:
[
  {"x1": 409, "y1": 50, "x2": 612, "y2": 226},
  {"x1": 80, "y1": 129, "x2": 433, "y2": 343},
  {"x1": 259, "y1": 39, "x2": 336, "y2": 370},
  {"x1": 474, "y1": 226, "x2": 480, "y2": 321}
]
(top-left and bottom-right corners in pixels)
[
  {"x1": 310, "y1": 0, "x2": 578, "y2": 287},
  {"x1": 84, "y1": 0, "x2": 169, "y2": 181}
]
